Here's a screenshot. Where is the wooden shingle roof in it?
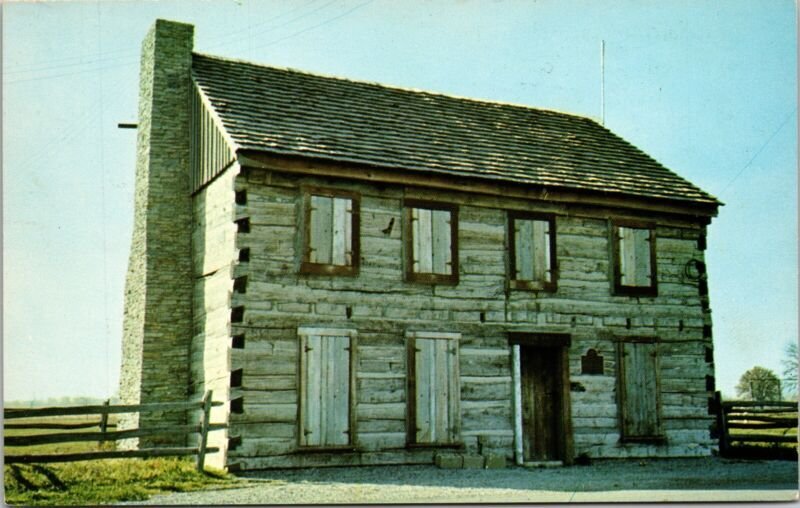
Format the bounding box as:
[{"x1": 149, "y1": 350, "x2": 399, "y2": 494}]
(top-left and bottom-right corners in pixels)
[{"x1": 192, "y1": 53, "x2": 719, "y2": 207}]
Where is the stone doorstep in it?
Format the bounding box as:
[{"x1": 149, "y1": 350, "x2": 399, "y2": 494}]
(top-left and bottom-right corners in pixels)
[
  {"x1": 483, "y1": 453, "x2": 507, "y2": 469},
  {"x1": 434, "y1": 453, "x2": 462, "y2": 469},
  {"x1": 434, "y1": 452, "x2": 507, "y2": 469},
  {"x1": 522, "y1": 460, "x2": 563, "y2": 468},
  {"x1": 462, "y1": 454, "x2": 485, "y2": 469}
]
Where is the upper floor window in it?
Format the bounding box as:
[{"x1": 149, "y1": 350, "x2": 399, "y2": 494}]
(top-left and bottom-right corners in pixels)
[
  {"x1": 301, "y1": 189, "x2": 360, "y2": 276},
  {"x1": 404, "y1": 200, "x2": 458, "y2": 285},
  {"x1": 508, "y1": 212, "x2": 557, "y2": 291},
  {"x1": 612, "y1": 222, "x2": 657, "y2": 296}
]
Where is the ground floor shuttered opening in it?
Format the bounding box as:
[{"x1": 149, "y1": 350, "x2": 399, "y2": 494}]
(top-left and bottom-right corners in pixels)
[{"x1": 223, "y1": 327, "x2": 713, "y2": 470}]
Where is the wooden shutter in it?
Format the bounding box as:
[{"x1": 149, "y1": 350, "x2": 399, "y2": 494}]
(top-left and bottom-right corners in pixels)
[
  {"x1": 309, "y1": 195, "x2": 333, "y2": 264},
  {"x1": 411, "y1": 335, "x2": 460, "y2": 444},
  {"x1": 619, "y1": 226, "x2": 652, "y2": 287},
  {"x1": 299, "y1": 330, "x2": 353, "y2": 447},
  {"x1": 532, "y1": 220, "x2": 550, "y2": 283},
  {"x1": 310, "y1": 195, "x2": 352, "y2": 267},
  {"x1": 515, "y1": 220, "x2": 534, "y2": 281},
  {"x1": 431, "y1": 210, "x2": 452, "y2": 275},
  {"x1": 331, "y1": 197, "x2": 353, "y2": 266},
  {"x1": 414, "y1": 208, "x2": 433, "y2": 273},
  {"x1": 619, "y1": 226, "x2": 634, "y2": 286},
  {"x1": 632, "y1": 228, "x2": 651, "y2": 287},
  {"x1": 411, "y1": 207, "x2": 452, "y2": 275},
  {"x1": 620, "y1": 341, "x2": 660, "y2": 438},
  {"x1": 514, "y1": 218, "x2": 551, "y2": 283}
]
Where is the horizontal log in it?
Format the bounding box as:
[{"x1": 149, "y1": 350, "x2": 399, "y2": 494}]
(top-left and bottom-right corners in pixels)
[
  {"x1": 726, "y1": 408, "x2": 798, "y2": 415},
  {"x1": 4, "y1": 400, "x2": 223, "y2": 419},
  {"x1": 5, "y1": 423, "x2": 227, "y2": 447},
  {"x1": 722, "y1": 401, "x2": 797, "y2": 409},
  {"x1": 4, "y1": 421, "x2": 110, "y2": 430},
  {"x1": 4, "y1": 447, "x2": 219, "y2": 464},
  {"x1": 724, "y1": 415, "x2": 797, "y2": 425},
  {"x1": 726, "y1": 421, "x2": 797, "y2": 430}
]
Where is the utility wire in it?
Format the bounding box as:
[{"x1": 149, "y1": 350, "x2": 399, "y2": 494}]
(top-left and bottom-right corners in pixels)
[
  {"x1": 6, "y1": 0, "x2": 327, "y2": 79},
  {"x1": 720, "y1": 107, "x2": 797, "y2": 196},
  {"x1": 205, "y1": 0, "x2": 324, "y2": 51},
  {"x1": 248, "y1": 0, "x2": 375, "y2": 52},
  {"x1": 4, "y1": 59, "x2": 138, "y2": 85}
]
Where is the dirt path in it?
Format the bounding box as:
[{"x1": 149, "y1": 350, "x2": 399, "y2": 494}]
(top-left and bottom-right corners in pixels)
[{"x1": 134, "y1": 457, "x2": 798, "y2": 504}]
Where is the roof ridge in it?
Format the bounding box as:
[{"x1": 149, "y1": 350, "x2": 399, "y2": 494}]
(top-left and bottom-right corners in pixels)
[{"x1": 191, "y1": 51, "x2": 597, "y2": 123}]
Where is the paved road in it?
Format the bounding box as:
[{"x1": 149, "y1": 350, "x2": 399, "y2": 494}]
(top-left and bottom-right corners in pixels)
[{"x1": 137, "y1": 457, "x2": 798, "y2": 504}]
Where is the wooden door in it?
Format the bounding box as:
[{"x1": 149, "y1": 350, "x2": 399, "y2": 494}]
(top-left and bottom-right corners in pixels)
[
  {"x1": 411, "y1": 337, "x2": 460, "y2": 444},
  {"x1": 299, "y1": 333, "x2": 352, "y2": 447},
  {"x1": 619, "y1": 341, "x2": 660, "y2": 438},
  {"x1": 520, "y1": 346, "x2": 564, "y2": 461}
]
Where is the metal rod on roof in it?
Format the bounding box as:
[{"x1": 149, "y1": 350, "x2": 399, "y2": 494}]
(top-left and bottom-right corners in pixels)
[{"x1": 600, "y1": 40, "x2": 605, "y2": 126}]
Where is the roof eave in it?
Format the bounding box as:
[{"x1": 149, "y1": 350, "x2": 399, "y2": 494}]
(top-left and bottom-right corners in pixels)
[{"x1": 237, "y1": 149, "x2": 720, "y2": 222}]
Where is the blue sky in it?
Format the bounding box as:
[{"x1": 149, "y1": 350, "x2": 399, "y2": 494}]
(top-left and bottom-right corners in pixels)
[{"x1": 3, "y1": 0, "x2": 797, "y2": 401}]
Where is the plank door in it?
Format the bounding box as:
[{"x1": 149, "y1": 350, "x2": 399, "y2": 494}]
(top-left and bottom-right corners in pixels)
[
  {"x1": 619, "y1": 341, "x2": 660, "y2": 438},
  {"x1": 520, "y1": 346, "x2": 564, "y2": 461},
  {"x1": 299, "y1": 333, "x2": 352, "y2": 447},
  {"x1": 411, "y1": 337, "x2": 460, "y2": 444}
]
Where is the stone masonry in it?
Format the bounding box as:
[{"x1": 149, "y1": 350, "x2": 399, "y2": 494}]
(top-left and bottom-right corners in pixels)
[{"x1": 119, "y1": 19, "x2": 195, "y2": 446}]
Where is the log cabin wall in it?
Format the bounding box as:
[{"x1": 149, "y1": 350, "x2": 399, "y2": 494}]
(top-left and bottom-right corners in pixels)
[
  {"x1": 189, "y1": 162, "x2": 241, "y2": 469},
  {"x1": 219, "y1": 165, "x2": 715, "y2": 470}
]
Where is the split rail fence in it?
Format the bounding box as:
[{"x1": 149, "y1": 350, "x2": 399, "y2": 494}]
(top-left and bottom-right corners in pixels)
[
  {"x1": 713, "y1": 391, "x2": 798, "y2": 455},
  {"x1": 4, "y1": 391, "x2": 224, "y2": 471}
]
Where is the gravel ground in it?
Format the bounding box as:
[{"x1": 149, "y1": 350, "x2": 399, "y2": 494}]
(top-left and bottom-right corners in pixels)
[{"x1": 134, "y1": 457, "x2": 798, "y2": 505}]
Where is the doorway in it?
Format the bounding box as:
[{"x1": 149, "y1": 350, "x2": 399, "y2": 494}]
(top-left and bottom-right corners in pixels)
[
  {"x1": 510, "y1": 333, "x2": 572, "y2": 465},
  {"x1": 520, "y1": 346, "x2": 564, "y2": 461}
]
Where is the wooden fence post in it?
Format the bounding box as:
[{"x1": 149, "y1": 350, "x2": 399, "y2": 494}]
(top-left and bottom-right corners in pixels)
[
  {"x1": 714, "y1": 391, "x2": 728, "y2": 454},
  {"x1": 197, "y1": 391, "x2": 213, "y2": 472},
  {"x1": 99, "y1": 399, "x2": 110, "y2": 444}
]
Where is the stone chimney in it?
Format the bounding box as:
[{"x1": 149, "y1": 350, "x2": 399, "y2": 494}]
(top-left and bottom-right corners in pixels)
[{"x1": 119, "y1": 19, "x2": 194, "y2": 445}]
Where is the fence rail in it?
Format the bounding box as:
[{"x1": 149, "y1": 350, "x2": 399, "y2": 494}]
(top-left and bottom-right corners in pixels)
[
  {"x1": 714, "y1": 391, "x2": 798, "y2": 456},
  {"x1": 4, "y1": 391, "x2": 224, "y2": 471}
]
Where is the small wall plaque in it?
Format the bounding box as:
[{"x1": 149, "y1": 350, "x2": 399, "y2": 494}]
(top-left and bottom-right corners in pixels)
[{"x1": 581, "y1": 348, "x2": 604, "y2": 375}]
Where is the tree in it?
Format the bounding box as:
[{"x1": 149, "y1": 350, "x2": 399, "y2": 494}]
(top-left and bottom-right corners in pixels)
[
  {"x1": 782, "y1": 342, "x2": 798, "y2": 398},
  {"x1": 735, "y1": 366, "x2": 781, "y2": 401}
]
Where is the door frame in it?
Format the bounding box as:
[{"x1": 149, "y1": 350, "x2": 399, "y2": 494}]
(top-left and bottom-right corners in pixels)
[{"x1": 510, "y1": 333, "x2": 574, "y2": 465}]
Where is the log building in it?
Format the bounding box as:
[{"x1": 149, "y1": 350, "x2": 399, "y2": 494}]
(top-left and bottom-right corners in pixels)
[{"x1": 120, "y1": 19, "x2": 721, "y2": 470}]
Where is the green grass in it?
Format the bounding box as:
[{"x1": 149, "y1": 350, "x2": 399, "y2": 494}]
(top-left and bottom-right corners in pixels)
[
  {"x1": 5, "y1": 415, "x2": 118, "y2": 455},
  {"x1": 4, "y1": 457, "x2": 239, "y2": 506},
  {"x1": 725, "y1": 410, "x2": 798, "y2": 460},
  {"x1": 4, "y1": 415, "x2": 242, "y2": 505}
]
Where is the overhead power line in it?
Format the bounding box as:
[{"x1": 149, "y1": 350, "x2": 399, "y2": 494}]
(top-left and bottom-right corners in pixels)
[{"x1": 720, "y1": 107, "x2": 797, "y2": 196}]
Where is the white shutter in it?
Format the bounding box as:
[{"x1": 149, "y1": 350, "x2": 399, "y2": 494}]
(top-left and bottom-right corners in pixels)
[
  {"x1": 300, "y1": 334, "x2": 322, "y2": 447},
  {"x1": 309, "y1": 195, "x2": 333, "y2": 264},
  {"x1": 411, "y1": 333, "x2": 461, "y2": 444},
  {"x1": 331, "y1": 197, "x2": 351, "y2": 266},
  {"x1": 417, "y1": 208, "x2": 433, "y2": 273},
  {"x1": 299, "y1": 328, "x2": 354, "y2": 447},
  {"x1": 532, "y1": 220, "x2": 549, "y2": 283},
  {"x1": 621, "y1": 341, "x2": 659, "y2": 437},
  {"x1": 633, "y1": 228, "x2": 652, "y2": 287},
  {"x1": 619, "y1": 226, "x2": 635, "y2": 286},
  {"x1": 516, "y1": 219, "x2": 534, "y2": 281},
  {"x1": 431, "y1": 210, "x2": 452, "y2": 275}
]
